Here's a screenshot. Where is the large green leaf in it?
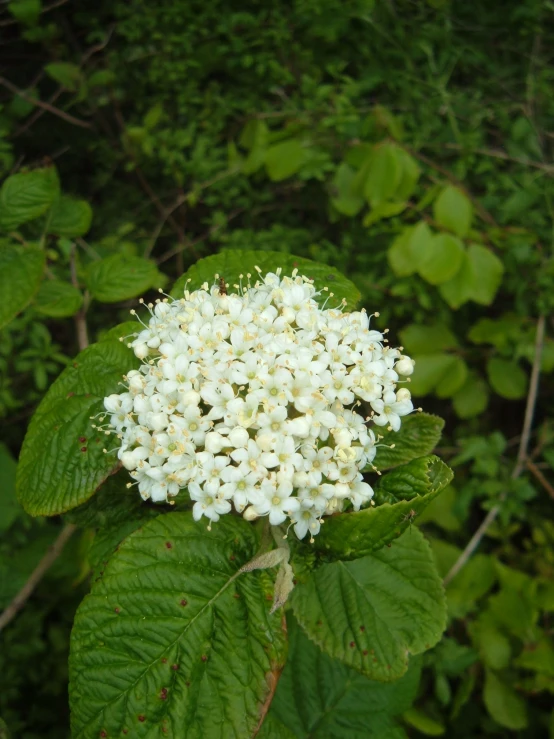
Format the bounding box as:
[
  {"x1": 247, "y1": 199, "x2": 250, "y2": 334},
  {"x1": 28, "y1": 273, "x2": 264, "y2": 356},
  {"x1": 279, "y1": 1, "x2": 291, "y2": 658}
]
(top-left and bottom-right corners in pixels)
[
  {"x1": 86, "y1": 254, "x2": 162, "y2": 303},
  {"x1": 439, "y1": 244, "x2": 503, "y2": 309},
  {"x1": 373, "y1": 413, "x2": 444, "y2": 470},
  {"x1": 483, "y1": 669, "x2": 528, "y2": 730},
  {"x1": 363, "y1": 144, "x2": 402, "y2": 206},
  {"x1": 433, "y1": 186, "x2": 473, "y2": 238},
  {"x1": 0, "y1": 167, "x2": 60, "y2": 230},
  {"x1": 316, "y1": 456, "x2": 452, "y2": 560},
  {"x1": 34, "y1": 279, "x2": 83, "y2": 317},
  {"x1": 486, "y1": 358, "x2": 527, "y2": 399},
  {"x1": 0, "y1": 242, "x2": 45, "y2": 328},
  {"x1": 69, "y1": 513, "x2": 287, "y2": 739},
  {"x1": 330, "y1": 162, "x2": 364, "y2": 216},
  {"x1": 48, "y1": 196, "x2": 92, "y2": 237},
  {"x1": 418, "y1": 234, "x2": 464, "y2": 286},
  {"x1": 292, "y1": 528, "x2": 446, "y2": 681},
  {"x1": 16, "y1": 339, "x2": 138, "y2": 516},
  {"x1": 171, "y1": 250, "x2": 361, "y2": 310},
  {"x1": 399, "y1": 323, "x2": 459, "y2": 355},
  {"x1": 265, "y1": 139, "x2": 306, "y2": 181},
  {"x1": 260, "y1": 616, "x2": 419, "y2": 739}
]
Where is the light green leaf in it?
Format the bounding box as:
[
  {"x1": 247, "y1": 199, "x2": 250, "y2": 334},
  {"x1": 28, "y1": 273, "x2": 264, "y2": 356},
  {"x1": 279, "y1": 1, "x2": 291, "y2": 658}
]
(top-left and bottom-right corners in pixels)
[
  {"x1": 408, "y1": 354, "x2": 459, "y2": 396},
  {"x1": 262, "y1": 616, "x2": 420, "y2": 739},
  {"x1": 395, "y1": 148, "x2": 420, "y2": 201},
  {"x1": 44, "y1": 62, "x2": 82, "y2": 92},
  {"x1": 7, "y1": 0, "x2": 41, "y2": 25},
  {"x1": 399, "y1": 323, "x2": 458, "y2": 355},
  {"x1": 417, "y1": 485, "x2": 460, "y2": 532},
  {"x1": 0, "y1": 167, "x2": 60, "y2": 230},
  {"x1": 69, "y1": 513, "x2": 286, "y2": 739},
  {"x1": 373, "y1": 413, "x2": 444, "y2": 470},
  {"x1": 435, "y1": 356, "x2": 468, "y2": 398},
  {"x1": 265, "y1": 139, "x2": 306, "y2": 181},
  {"x1": 363, "y1": 201, "x2": 406, "y2": 226},
  {"x1": 143, "y1": 102, "x2": 164, "y2": 130},
  {"x1": 402, "y1": 708, "x2": 445, "y2": 736},
  {"x1": 17, "y1": 339, "x2": 138, "y2": 516},
  {"x1": 317, "y1": 457, "x2": 452, "y2": 560},
  {"x1": 0, "y1": 242, "x2": 45, "y2": 328},
  {"x1": 418, "y1": 233, "x2": 464, "y2": 286},
  {"x1": 48, "y1": 196, "x2": 92, "y2": 237},
  {"x1": 388, "y1": 222, "x2": 432, "y2": 277},
  {"x1": 0, "y1": 443, "x2": 21, "y2": 533},
  {"x1": 292, "y1": 528, "x2": 446, "y2": 680},
  {"x1": 170, "y1": 250, "x2": 361, "y2": 310},
  {"x1": 483, "y1": 669, "x2": 528, "y2": 730},
  {"x1": 463, "y1": 243, "x2": 504, "y2": 305},
  {"x1": 487, "y1": 358, "x2": 527, "y2": 399},
  {"x1": 240, "y1": 120, "x2": 269, "y2": 175},
  {"x1": 85, "y1": 254, "x2": 161, "y2": 303},
  {"x1": 439, "y1": 245, "x2": 503, "y2": 309},
  {"x1": 364, "y1": 143, "x2": 401, "y2": 206},
  {"x1": 514, "y1": 638, "x2": 554, "y2": 677},
  {"x1": 331, "y1": 162, "x2": 364, "y2": 217},
  {"x1": 452, "y1": 374, "x2": 489, "y2": 419},
  {"x1": 35, "y1": 279, "x2": 83, "y2": 317},
  {"x1": 433, "y1": 186, "x2": 473, "y2": 238},
  {"x1": 470, "y1": 614, "x2": 511, "y2": 670}
]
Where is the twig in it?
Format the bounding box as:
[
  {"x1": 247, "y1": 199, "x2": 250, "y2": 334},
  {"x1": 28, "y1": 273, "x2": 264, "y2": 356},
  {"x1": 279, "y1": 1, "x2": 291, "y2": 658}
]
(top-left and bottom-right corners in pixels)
[
  {"x1": 0, "y1": 76, "x2": 92, "y2": 129},
  {"x1": 0, "y1": 0, "x2": 69, "y2": 26},
  {"x1": 70, "y1": 245, "x2": 89, "y2": 351},
  {"x1": 443, "y1": 315, "x2": 546, "y2": 586},
  {"x1": 526, "y1": 458, "x2": 554, "y2": 501},
  {"x1": 0, "y1": 523, "x2": 77, "y2": 631},
  {"x1": 437, "y1": 143, "x2": 554, "y2": 176}
]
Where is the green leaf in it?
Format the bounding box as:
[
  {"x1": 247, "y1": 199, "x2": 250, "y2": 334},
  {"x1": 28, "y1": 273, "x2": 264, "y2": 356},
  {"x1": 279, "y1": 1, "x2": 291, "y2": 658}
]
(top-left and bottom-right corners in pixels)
[
  {"x1": 364, "y1": 144, "x2": 402, "y2": 206},
  {"x1": 317, "y1": 457, "x2": 452, "y2": 560},
  {"x1": 265, "y1": 139, "x2": 306, "y2": 181},
  {"x1": 487, "y1": 358, "x2": 527, "y2": 399},
  {"x1": 330, "y1": 162, "x2": 364, "y2": 216},
  {"x1": 16, "y1": 338, "x2": 138, "y2": 516},
  {"x1": 0, "y1": 167, "x2": 60, "y2": 230},
  {"x1": 395, "y1": 148, "x2": 420, "y2": 201},
  {"x1": 262, "y1": 616, "x2": 420, "y2": 739},
  {"x1": 7, "y1": 0, "x2": 41, "y2": 25},
  {"x1": 35, "y1": 279, "x2": 83, "y2": 317},
  {"x1": 452, "y1": 374, "x2": 489, "y2": 419},
  {"x1": 143, "y1": 102, "x2": 163, "y2": 130},
  {"x1": 292, "y1": 528, "x2": 446, "y2": 680},
  {"x1": 85, "y1": 254, "x2": 161, "y2": 303},
  {"x1": 0, "y1": 242, "x2": 45, "y2": 328},
  {"x1": 363, "y1": 201, "x2": 406, "y2": 226},
  {"x1": 69, "y1": 513, "x2": 286, "y2": 738},
  {"x1": 402, "y1": 708, "x2": 445, "y2": 736},
  {"x1": 388, "y1": 222, "x2": 432, "y2": 278},
  {"x1": 399, "y1": 323, "x2": 458, "y2": 355},
  {"x1": 240, "y1": 120, "x2": 269, "y2": 175},
  {"x1": 433, "y1": 186, "x2": 472, "y2": 238},
  {"x1": 48, "y1": 196, "x2": 92, "y2": 237},
  {"x1": 470, "y1": 614, "x2": 511, "y2": 670},
  {"x1": 418, "y1": 234, "x2": 464, "y2": 286},
  {"x1": 0, "y1": 443, "x2": 21, "y2": 533},
  {"x1": 435, "y1": 356, "x2": 468, "y2": 398},
  {"x1": 483, "y1": 669, "x2": 528, "y2": 730},
  {"x1": 439, "y1": 245, "x2": 504, "y2": 309},
  {"x1": 170, "y1": 250, "x2": 361, "y2": 310},
  {"x1": 408, "y1": 354, "x2": 459, "y2": 396},
  {"x1": 373, "y1": 413, "x2": 444, "y2": 470},
  {"x1": 44, "y1": 62, "x2": 82, "y2": 92},
  {"x1": 463, "y1": 243, "x2": 504, "y2": 305}
]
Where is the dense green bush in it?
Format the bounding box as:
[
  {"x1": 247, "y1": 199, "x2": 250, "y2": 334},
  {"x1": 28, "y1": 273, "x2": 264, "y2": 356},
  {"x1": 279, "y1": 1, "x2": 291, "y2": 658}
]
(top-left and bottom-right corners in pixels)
[{"x1": 0, "y1": 0, "x2": 553, "y2": 736}]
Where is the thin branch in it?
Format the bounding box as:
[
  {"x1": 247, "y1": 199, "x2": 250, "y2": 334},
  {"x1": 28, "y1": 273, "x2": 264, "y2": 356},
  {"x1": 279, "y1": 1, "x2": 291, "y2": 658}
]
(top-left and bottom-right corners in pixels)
[
  {"x1": 70, "y1": 245, "x2": 89, "y2": 351},
  {"x1": 526, "y1": 458, "x2": 554, "y2": 501},
  {"x1": 444, "y1": 315, "x2": 546, "y2": 586},
  {"x1": 0, "y1": 76, "x2": 92, "y2": 129},
  {"x1": 0, "y1": 523, "x2": 77, "y2": 631},
  {"x1": 438, "y1": 143, "x2": 554, "y2": 176}
]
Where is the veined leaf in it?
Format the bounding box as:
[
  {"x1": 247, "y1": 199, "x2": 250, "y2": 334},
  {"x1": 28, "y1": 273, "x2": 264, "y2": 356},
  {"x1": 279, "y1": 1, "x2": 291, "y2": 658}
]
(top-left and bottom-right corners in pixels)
[
  {"x1": 373, "y1": 413, "x2": 444, "y2": 470},
  {"x1": 85, "y1": 254, "x2": 162, "y2": 303},
  {"x1": 0, "y1": 242, "x2": 45, "y2": 328},
  {"x1": 0, "y1": 167, "x2": 59, "y2": 230},
  {"x1": 292, "y1": 528, "x2": 446, "y2": 681},
  {"x1": 69, "y1": 513, "x2": 287, "y2": 739}
]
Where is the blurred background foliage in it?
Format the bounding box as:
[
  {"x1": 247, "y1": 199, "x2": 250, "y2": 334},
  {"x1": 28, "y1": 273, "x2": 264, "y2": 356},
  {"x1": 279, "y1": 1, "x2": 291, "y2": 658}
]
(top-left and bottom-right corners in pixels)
[{"x1": 0, "y1": 0, "x2": 553, "y2": 736}]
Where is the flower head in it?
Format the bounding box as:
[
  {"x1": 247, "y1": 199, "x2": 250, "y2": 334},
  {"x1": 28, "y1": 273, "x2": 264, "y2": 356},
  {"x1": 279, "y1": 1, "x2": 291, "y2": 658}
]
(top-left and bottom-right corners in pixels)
[{"x1": 104, "y1": 269, "x2": 416, "y2": 539}]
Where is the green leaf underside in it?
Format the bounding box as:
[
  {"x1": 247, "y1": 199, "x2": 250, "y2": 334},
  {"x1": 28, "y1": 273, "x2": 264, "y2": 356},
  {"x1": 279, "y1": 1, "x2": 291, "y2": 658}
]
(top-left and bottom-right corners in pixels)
[
  {"x1": 316, "y1": 456, "x2": 452, "y2": 559},
  {"x1": 17, "y1": 339, "x2": 138, "y2": 516},
  {"x1": 0, "y1": 243, "x2": 45, "y2": 328},
  {"x1": 261, "y1": 616, "x2": 419, "y2": 739},
  {"x1": 69, "y1": 514, "x2": 287, "y2": 739},
  {"x1": 170, "y1": 250, "x2": 361, "y2": 310},
  {"x1": 372, "y1": 413, "x2": 444, "y2": 470},
  {"x1": 86, "y1": 254, "x2": 162, "y2": 303},
  {"x1": 291, "y1": 528, "x2": 446, "y2": 681}
]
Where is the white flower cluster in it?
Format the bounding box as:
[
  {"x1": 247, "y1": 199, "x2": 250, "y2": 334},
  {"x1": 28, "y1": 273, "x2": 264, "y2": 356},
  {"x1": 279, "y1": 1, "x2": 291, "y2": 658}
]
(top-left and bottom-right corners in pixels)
[{"x1": 102, "y1": 269, "x2": 416, "y2": 541}]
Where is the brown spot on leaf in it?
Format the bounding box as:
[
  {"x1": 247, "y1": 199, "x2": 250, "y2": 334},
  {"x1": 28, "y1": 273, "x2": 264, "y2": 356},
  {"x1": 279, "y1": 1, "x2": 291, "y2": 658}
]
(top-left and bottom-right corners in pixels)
[
  {"x1": 201, "y1": 655, "x2": 208, "y2": 662},
  {"x1": 180, "y1": 599, "x2": 188, "y2": 607},
  {"x1": 160, "y1": 688, "x2": 168, "y2": 700},
  {"x1": 363, "y1": 649, "x2": 368, "y2": 656},
  {"x1": 79, "y1": 436, "x2": 87, "y2": 443},
  {"x1": 349, "y1": 641, "x2": 355, "y2": 648},
  {"x1": 161, "y1": 658, "x2": 167, "y2": 664},
  {"x1": 138, "y1": 715, "x2": 146, "y2": 722},
  {"x1": 171, "y1": 664, "x2": 179, "y2": 671},
  {"x1": 114, "y1": 607, "x2": 120, "y2": 614},
  {"x1": 81, "y1": 447, "x2": 87, "y2": 452},
  {"x1": 165, "y1": 542, "x2": 172, "y2": 549},
  {"x1": 359, "y1": 625, "x2": 365, "y2": 632}
]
